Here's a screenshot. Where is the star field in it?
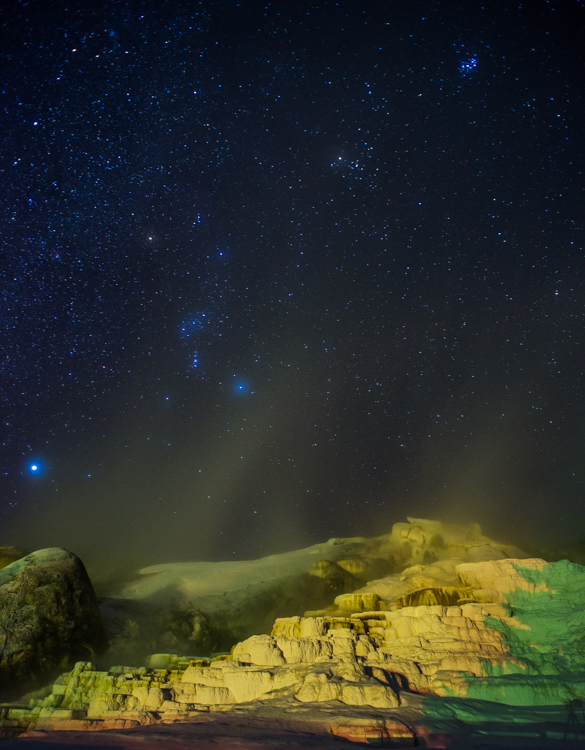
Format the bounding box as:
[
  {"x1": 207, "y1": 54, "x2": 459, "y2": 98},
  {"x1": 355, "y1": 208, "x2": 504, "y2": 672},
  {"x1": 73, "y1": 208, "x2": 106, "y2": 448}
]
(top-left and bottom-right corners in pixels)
[{"x1": 1, "y1": 0, "x2": 584, "y2": 569}]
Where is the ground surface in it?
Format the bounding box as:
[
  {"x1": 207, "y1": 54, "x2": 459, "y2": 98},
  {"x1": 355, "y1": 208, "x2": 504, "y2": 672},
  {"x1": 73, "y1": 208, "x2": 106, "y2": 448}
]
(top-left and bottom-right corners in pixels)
[{"x1": 2, "y1": 713, "x2": 585, "y2": 750}]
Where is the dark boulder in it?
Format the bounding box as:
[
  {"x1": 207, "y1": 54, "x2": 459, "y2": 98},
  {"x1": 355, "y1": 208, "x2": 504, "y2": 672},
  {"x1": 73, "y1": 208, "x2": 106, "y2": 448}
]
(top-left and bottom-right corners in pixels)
[{"x1": 0, "y1": 547, "x2": 106, "y2": 700}]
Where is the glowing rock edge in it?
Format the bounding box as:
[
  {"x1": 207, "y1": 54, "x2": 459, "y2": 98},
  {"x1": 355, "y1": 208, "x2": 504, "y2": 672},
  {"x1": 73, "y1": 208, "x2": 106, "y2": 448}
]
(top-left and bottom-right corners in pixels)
[{"x1": 2, "y1": 519, "x2": 585, "y2": 747}]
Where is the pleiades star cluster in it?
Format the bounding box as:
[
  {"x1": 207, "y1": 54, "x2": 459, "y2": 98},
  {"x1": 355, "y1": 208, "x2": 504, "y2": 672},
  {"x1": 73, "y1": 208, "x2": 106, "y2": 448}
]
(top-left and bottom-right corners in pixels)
[{"x1": 1, "y1": 0, "x2": 583, "y2": 568}]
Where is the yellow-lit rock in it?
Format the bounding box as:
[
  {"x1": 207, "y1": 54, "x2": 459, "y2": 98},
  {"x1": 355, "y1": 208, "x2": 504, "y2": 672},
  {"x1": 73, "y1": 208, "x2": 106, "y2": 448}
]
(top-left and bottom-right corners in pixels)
[
  {"x1": 6, "y1": 546, "x2": 585, "y2": 743},
  {"x1": 275, "y1": 636, "x2": 332, "y2": 663},
  {"x1": 221, "y1": 668, "x2": 275, "y2": 703},
  {"x1": 231, "y1": 635, "x2": 286, "y2": 666},
  {"x1": 339, "y1": 682, "x2": 399, "y2": 708},
  {"x1": 334, "y1": 592, "x2": 381, "y2": 612}
]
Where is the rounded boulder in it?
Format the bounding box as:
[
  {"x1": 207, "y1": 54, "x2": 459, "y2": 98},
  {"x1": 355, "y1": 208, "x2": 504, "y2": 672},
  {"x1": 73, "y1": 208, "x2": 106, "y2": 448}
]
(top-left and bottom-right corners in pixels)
[{"x1": 0, "y1": 547, "x2": 106, "y2": 699}]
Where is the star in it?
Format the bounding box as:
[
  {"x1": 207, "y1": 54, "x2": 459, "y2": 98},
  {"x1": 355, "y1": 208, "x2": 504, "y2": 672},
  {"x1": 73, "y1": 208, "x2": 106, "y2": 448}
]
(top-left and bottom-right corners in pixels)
[{"x1": 27, "y1": 461, "x2": 44, "y2": 477}]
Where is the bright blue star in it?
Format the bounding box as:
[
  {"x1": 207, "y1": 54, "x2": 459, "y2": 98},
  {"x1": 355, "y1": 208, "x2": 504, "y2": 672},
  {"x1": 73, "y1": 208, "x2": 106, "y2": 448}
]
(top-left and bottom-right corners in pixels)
[
  {"x1": 27, "y1": 460, "x2": 44, "y2": 476},
  {"x1": 233, "y1": 379, "x2": 248, "y2": 395}
]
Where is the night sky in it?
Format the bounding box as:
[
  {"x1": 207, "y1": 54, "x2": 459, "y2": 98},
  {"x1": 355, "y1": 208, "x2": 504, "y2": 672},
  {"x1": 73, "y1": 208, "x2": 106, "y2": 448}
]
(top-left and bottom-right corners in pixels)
[{"x1": 1, "y1": 0, "x2": 584, "y2": 572}]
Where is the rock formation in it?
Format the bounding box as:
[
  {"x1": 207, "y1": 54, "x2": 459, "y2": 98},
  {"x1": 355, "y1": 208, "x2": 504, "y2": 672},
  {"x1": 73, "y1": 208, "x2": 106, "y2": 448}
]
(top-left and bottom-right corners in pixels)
[
  {"x1": 0, "y1": 547, "x2": 107, "y2": 701},
  {"x1": 4, "y1": 520, "x2": 585, "y2": 745},
  {"x1": 97, "y1": 517, "x2": 524, "y2": 666}
]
